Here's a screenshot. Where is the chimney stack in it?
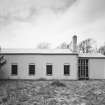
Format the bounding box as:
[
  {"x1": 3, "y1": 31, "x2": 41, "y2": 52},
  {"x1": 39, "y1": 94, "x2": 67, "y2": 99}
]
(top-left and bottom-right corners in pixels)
[{"x1": 72, "y1": 35, "x2": 77, "y2": 52}]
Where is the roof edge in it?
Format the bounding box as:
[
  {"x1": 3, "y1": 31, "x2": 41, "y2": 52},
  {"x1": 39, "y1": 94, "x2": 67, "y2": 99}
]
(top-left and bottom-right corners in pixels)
[
  {"x1": 79, "y1": 57, "x2": 105, "y2": 59},
  {"x1": 1, "y1": 53, "x2": 78, "y2": 55}
]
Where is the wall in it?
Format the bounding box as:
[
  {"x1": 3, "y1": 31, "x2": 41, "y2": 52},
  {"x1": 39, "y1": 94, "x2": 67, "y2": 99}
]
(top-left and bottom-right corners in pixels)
[
  {"x1": 89, "y1": 59, "x2": 105, "y2": 79},
  {"x1": 0, "y1": 54, "x2": 78, "y2": 80}
]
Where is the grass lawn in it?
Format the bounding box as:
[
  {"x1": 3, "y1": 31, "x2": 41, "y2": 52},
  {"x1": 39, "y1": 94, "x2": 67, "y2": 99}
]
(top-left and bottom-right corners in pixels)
[{"x1": 0, "y1": 80, "x2": 105, "y2": 105}]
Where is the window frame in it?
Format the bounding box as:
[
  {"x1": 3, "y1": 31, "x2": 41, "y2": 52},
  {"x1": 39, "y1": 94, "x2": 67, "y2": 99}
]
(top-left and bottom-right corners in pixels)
[
  {"x1": 11, "y1": 63, "x2": 18, "y2": 76},
  {"x1": 64, "y1": 63, "x2": 70, "y2": 76},
  {"x1": 46, "y1": 63, "x2": 53, "y2": 76},
  {"x1": 29, "y1": 63, "x2": 35, "y2": 75},
  {"x1": 78, "y1": 58, "x2": 89, "y2": 80}
]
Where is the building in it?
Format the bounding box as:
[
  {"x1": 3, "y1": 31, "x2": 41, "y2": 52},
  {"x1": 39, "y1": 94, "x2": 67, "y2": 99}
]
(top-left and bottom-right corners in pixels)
[{"x1": 0, "y1": 36, "x2": 105, "y2": 80}]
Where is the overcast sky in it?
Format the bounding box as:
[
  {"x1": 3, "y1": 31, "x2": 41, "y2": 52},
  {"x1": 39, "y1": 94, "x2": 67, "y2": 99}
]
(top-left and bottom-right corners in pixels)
[{"x1": 0, "y1": 0, "x2": 105, "y2": 48}]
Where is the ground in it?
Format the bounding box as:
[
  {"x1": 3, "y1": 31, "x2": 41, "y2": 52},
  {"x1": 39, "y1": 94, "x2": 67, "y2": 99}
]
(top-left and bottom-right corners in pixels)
[{"x1": 0, "y1": 80, "x2": 105, "y2": 105}]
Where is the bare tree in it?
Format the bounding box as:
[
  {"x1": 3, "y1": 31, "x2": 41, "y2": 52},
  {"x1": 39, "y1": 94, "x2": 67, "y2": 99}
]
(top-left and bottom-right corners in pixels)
[
  {"x1": 0, "y1": 47, "x2": 6, "y2": 69},
  {"x1": 57, "y1": 42, "x2": 68, "y2": 49},
  {"x1": 78, "y1": 38, "x2": 96, "y2": 53},
  {"x1": 37, "y1": 42, "x2": 51, "y2": 49},
  {"x1": 57, "y1": 41, "x2": 72, "y2": 50},
  {"x1": 98, "y1": 43, "x2": 105, "y2": 55}
]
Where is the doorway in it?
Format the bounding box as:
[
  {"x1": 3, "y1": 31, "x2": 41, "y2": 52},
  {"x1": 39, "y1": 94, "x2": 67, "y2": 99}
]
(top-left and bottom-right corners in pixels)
[{"x1": 78, "y1": 59, "x2": 89, "y2": 80}]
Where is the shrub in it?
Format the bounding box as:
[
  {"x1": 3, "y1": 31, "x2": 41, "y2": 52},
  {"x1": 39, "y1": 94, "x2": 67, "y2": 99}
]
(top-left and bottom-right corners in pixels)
[
  {"x1": 2, "y1": 97, "x2": 8, "y2": 103},
  {"x1": 37, "y1": 78, "x2": 47, "y2": 81},
  {"x1": 50, "y1": 80, "x2": 66, "y2": 87},
  {"x1": 47, "y1": 99, "x2": 59, "y2": 105},
  {"x1": 18, "y1": 94, "x2": 30, "y2": 102}
]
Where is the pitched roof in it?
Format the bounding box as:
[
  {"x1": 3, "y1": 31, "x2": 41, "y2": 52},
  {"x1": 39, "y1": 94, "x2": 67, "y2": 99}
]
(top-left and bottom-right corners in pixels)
[
  {"x1": 79, "y1": 53, "x2": 105, "y2": 58},
  {"x1": 0, "y1": 48, "x2": 77, "y2": 55}
]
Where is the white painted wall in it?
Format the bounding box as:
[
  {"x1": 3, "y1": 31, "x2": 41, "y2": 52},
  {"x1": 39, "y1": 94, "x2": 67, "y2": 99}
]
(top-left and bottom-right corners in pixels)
[
  {"x1": 89, "y1": 59, "x2": 105, "y2": 79},
  {"x1": 0, "y1": 54, "x2": 78, "y2": 80}
]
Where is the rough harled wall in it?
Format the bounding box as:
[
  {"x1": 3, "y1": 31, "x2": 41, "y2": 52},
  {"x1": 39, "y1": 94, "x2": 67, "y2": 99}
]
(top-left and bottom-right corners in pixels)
[
  {"x1": 89, "y1": 59, "x2": 105, "y2": 79},
  {"x1": 0, "y1": 54, "x2": 78, "y2": 80}
]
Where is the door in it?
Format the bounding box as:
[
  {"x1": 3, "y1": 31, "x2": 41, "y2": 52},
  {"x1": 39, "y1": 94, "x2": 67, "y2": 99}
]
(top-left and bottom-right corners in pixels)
[{"x1": 78, "y1": 59, "x2": 89, "y2": 80}]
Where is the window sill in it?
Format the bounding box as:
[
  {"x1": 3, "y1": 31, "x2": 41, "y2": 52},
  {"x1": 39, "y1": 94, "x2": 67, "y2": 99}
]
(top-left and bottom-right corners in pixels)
[
  {"x1": 11, "y1": 74, "x2": 18, "y2": 76},
  {"x1": 29, "y1": 74, "x2": 35, "y2": 76},
  {"x1": 64, "y1": 74, "x2": 70, "y2": 76}
]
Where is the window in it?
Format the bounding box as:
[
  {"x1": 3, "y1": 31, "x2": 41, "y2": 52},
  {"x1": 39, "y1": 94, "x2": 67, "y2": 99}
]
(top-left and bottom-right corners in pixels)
[
  {"x1": 11, "y1": 64, "x2": 18, "y2": 75},
  {"x1": 78, "y1": 59, "x2": 89, "y2": 80},
  {"x1": 64, "y1": 64, "x2": 70, "y2": 75},
  {"x1": 29, "y1": 64, "x2": 35, "y2": 75},
  {"x1": 46, "y1": 64, "x2": 52, "y2": 76}
]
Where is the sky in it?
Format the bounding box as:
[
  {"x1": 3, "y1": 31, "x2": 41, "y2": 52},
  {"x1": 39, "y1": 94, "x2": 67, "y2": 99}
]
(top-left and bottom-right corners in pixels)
[{"x1": 0, "y1": 0, "x2": 105, "y2": 48}]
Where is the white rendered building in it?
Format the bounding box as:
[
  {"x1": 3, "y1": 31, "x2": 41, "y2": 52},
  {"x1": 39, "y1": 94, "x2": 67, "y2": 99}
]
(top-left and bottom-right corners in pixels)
[{"x1": 0, "y1": 36, "x2": 105, "y2": 80}]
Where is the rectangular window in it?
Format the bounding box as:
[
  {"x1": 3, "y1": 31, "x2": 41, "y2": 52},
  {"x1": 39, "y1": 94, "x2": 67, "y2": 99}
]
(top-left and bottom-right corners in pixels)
[
  {"x1": 64, "y1": 64, "x2": 70, "y2": 75},
  {"x1": 78, "y1": 59, "x2": 89, "y2": 80},
  {"x1": 11, "y1": 64, "x2": 18, "y2": 75},
  {"x1": 29, "y1": 64, "x2": 35, "y2": 75},
  {"x1": 46, "y1": 64, "x2": 52, "y2": 76}
]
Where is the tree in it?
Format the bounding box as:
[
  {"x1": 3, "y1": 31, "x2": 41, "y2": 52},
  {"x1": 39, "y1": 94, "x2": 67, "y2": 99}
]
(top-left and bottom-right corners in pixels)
[
  {"x1": 0, "y1": 48, "x2": 6, "y2": 69},
  {"x1": 78, "y1": 38, "x2": 96, "y2": 53},
  {"x1": 37, "y1": 42, "x2": 51, "y2": 49},
  {"x1": 57, "y1": 41, "x2": 72, "y2": 51},
  {"x1": 98, "y1": 44, "x2": 105, "y2": 55},
  {"x1": 57, "y1": 42, "x2": 68, "y2": 49}
]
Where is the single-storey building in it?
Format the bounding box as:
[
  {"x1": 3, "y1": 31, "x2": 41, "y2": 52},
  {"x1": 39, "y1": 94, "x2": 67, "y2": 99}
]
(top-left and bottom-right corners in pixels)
[{"x1": 0, "y1": 36, "x2": 105, "y2": 80}]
